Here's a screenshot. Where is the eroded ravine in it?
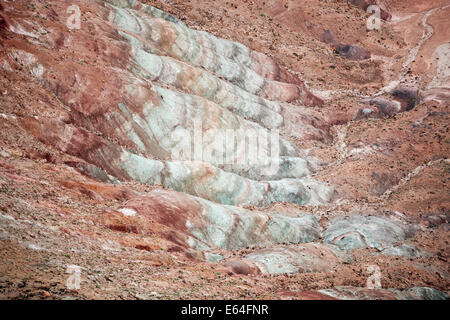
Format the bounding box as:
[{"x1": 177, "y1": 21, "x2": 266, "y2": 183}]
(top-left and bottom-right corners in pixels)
[{"x1": 370, "y1": 5, "x2": 450, "y2": 97}]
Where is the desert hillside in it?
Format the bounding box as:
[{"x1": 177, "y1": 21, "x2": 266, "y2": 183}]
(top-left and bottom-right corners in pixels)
[{"x1": 0, "y1": 0, "x2": 448, "y2": 300}]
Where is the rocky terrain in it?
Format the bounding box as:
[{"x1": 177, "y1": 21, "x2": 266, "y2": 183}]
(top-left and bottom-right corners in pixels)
[{"x1": 0, "y1": 0, "x2": 448, "y2": 300}]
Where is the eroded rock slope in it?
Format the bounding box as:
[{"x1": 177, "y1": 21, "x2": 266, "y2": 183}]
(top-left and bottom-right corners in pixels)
[{"x1": 0, "y1": 0, "x2": 448, "y2": 300}]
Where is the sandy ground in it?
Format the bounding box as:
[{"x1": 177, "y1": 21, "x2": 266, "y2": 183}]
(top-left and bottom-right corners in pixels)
[{"x1": 0, "y1": 0, "x2": 448, "y2": 299}]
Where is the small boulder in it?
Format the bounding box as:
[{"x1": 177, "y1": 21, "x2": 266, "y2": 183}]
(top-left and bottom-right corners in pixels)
[
  {"x1": 318, "y1": 286, "x2": 447, "y2": 300},
  {"x1": 319, "y1": 29, "x2": 336, "y2": 44},
  {"x1": 334, "y1": 44, "x2": 371, "y2": 60},
  {"x1": 391, "y1": 86, "x2": 421, "y2": 111},
  {"x1": 223, "y1": 259, "x2": 260, "y2": 275}
]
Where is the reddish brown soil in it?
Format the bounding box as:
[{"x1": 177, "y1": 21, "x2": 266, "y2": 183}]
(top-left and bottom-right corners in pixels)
[{"x1": 0, "y1": 0, "x2": 448, "y2": 299}]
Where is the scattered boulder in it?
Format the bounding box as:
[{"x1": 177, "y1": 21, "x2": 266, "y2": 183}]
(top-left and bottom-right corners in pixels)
[
  {"x1": 423, "y1": 214, "x2": 449, "y2": 229},
  {"x1": 334, "y1": 44, "x2": 371, "y2": 60},
  {"x1": 223, "y1": 259, "x2": 261, "y2": 275},
  {"x1": 360, "y1": 98, "x2": 401, "y2": 118},
  {"x1": 391, "y1": 86, "x2": 421, "y2": 111}
]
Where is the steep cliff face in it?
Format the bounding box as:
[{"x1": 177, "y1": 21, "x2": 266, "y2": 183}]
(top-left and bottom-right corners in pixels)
[{"x1": 0, "y1": 0, "x2": 448, "y2": 300}]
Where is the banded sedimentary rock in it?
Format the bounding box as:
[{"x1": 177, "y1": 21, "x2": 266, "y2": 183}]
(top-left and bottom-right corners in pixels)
[
  {"x1": 318, "y1": 286, "x2": 448, "y2": 300},
  {"x1": 223, "y1": 243, "x2": 351, "y2": 275},
  {"x1": 107, "y1": 0, "x2": 323, "y2": 106},
  {"x1": 323, "y1": 215, "x2": 416, "y2": 251},
  {"x1": 122, "y1": 31, "x2": 284, "y2": 130},
  {"x1": 108, "y1": 189, "x2": 322, "y2": 251},
  {"x1": 20, "y1": 117, "x2": 334, "y2": 206},
  {"x1": 1, "y1": 0, "x2": 333, "y2": 208},
  {"x1": 28, "y1": 50, "x2": 322, "y2": 181}
]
